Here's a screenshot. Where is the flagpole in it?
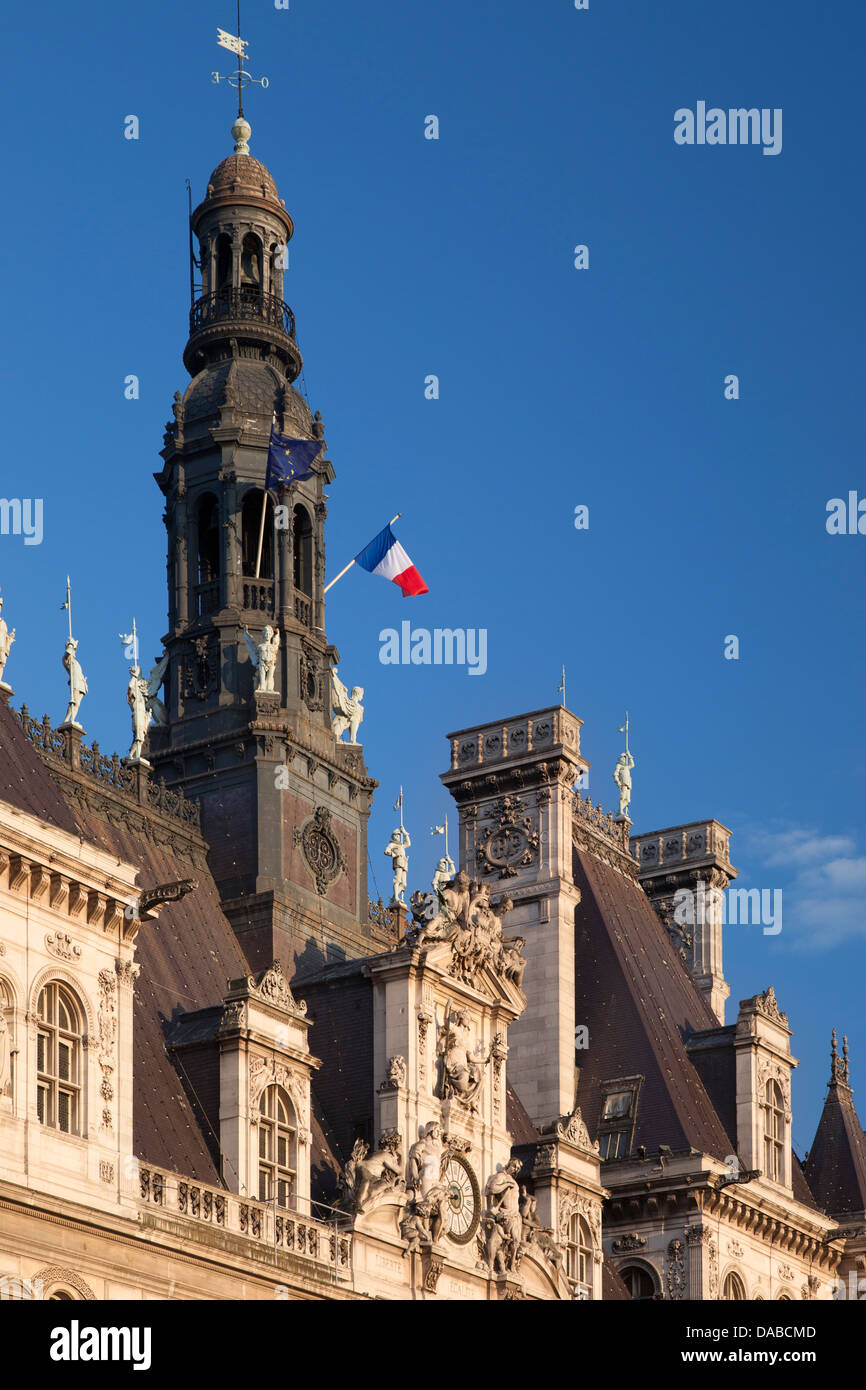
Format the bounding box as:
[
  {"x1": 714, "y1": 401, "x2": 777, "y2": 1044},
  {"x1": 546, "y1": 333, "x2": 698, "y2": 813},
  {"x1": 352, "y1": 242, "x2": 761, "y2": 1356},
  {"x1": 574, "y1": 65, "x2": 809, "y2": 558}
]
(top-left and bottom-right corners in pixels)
[
  {"x1": 254, "y1": 490, "x2": 269, "y2": 580},
  {"x1": 65, "y1": 576, "x2": 72, "y2": 641},
  {"x1": 323, "y1": 513, "x2": 402, "y2": 595}
]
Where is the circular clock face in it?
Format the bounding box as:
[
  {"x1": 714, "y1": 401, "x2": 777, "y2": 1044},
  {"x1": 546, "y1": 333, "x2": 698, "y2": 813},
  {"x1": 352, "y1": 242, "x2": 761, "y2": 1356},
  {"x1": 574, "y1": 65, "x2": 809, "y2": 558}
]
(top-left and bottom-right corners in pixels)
[{"x1": 443, "y1": 1155, "x2": 480, "y2": 1245}]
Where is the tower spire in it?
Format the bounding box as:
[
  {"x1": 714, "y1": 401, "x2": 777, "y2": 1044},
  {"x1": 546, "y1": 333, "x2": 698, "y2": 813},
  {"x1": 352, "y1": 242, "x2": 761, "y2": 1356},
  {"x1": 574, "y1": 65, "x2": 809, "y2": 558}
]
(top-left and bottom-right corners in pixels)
[{"x1": 214, "y1": 10, "x2": 269, "y2": 155}]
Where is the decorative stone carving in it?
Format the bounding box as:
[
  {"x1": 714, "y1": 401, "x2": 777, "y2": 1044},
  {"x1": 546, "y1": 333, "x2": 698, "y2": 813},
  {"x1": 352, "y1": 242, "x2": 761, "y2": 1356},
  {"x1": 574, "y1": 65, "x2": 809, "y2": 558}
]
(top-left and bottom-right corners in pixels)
[
  {"x1": 331, "y1": 669, "x2": 364, "y2": 744},
  {"x1": 478, "y1": 1159, "x2": 524, "y2": 1274},
  {"x1": 183, "y1": 635, "x2": 218, "y2": 701},
  {"x1": 115, "y1": 960, "x2": 140, "y2": 987},
  {"x1": 378, "y1": 1055, "x2": 406, "y2": 1093},
  {"x1": 97, "y1": 969, "x2": 116, "y2": 1129},
  {"x1": 338, "y1": 1130, "x2": 404, "y2": 1216},
  {"x1": 755, "y1": 985, "x2": 789, "y2": 1028},
  {"x1": 254, "y1": 960, "x2": 305, "y2": 1014},
  {"x1": 407, "y1": 1121, "x2": 443, "y2": 1198},
  {"x1": 298, "y1": 641, "x2": 324, "y2": 711},
  {"x1": 612, "y1": 1232, "x2": 647, "y2": 1254},
  {"x1": 422, "y1": 1253, "x2": 444, "y2": 1290},
  {"x1": 248, "y1": 1056, "x2": 308, "y2": 1132},
  {"x1": 294, "y1": 807, "x2": 347, "y2": 896},
  {"x1": 408, "y1": 871, "x2": 524, "y2": 990},
  {"x1": 99, "y1": 1161, "x2": 114, "y2": 1184},
  {"x1": 436, "y1": 1004, "x2": 487, "y2": 1112},
  {"x1": 475, "y1": 795, "x2": 539, "y2": 879},
  {"x1": 45, "y1": 932, "x2": 81, "y2": 961},
  {"x1": 554, "y1": 1106, "x2": 600, "y2": 1155},
  {"x1": 138, "y1": 878, "x2": 198, "y2": 916},
  {"x1": 667, "y1": 1238, "x2": 687, "y2": 1299},
  {"x1": 728, "y1": 1239, "x2": 745, "y2": 1258},
  {"x1": 520, "y1": 1188, "x2": 562, "y2": 1269}
]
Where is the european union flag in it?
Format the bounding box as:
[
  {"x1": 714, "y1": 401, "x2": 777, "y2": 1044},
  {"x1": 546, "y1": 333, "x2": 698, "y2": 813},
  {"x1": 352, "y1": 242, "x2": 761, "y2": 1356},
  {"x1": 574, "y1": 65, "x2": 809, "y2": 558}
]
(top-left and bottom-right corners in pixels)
[{"x1": 265, "y1": 431, "x2": 322, "y2": 491}]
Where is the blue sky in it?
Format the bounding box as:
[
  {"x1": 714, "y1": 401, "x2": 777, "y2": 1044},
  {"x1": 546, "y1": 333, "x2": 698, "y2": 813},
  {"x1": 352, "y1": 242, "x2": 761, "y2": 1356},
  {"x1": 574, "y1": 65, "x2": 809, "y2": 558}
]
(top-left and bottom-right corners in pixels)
[{"x1": 3, "y1": 0, "x2": 865, "y2": 1148}]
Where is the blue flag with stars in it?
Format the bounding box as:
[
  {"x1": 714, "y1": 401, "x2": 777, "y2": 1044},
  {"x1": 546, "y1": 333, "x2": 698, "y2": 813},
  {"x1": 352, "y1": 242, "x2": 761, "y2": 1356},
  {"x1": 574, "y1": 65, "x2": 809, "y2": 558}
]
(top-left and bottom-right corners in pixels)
[{"x1": 265, "y1": 430, "x2": 322, "y2": 491}]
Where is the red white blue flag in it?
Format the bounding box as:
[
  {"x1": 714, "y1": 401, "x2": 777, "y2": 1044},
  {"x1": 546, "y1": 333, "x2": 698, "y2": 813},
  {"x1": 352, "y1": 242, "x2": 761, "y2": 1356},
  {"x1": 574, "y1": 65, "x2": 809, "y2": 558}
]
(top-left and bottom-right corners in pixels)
[{"x1": 354, "y1": 524, "x2": 428, "y2": 597}]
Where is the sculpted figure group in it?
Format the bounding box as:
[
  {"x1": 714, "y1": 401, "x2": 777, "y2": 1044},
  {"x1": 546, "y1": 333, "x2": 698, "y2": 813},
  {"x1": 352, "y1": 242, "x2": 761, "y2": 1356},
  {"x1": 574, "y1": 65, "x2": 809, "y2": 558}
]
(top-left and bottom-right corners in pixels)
[{"x1": 409, "y1": 870, "x2": 526, "y2": 990}]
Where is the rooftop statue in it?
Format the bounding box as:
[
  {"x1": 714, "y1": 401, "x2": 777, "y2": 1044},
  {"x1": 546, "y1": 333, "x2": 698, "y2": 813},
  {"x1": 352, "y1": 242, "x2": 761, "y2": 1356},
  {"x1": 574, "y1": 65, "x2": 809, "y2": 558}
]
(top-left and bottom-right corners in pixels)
[
  {"x1": 243, "y1": 625, "x2": 280, "y2": 694},
  {"x1": 331, "y1": 668, "x2": 364, "y2": 743}
]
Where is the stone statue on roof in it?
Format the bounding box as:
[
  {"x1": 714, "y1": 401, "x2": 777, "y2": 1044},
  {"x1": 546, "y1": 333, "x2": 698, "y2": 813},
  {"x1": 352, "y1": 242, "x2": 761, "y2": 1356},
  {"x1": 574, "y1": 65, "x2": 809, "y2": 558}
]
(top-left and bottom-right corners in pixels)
[
  {"x1": 614, "y1": 750, "x2": 634, "y2": 819},
  {"x1": 0, "y1": 595, "x2": 15, "y2": 689},
  {"x1": 61, "y1": 638, "x2": 88, "y2": 729}
]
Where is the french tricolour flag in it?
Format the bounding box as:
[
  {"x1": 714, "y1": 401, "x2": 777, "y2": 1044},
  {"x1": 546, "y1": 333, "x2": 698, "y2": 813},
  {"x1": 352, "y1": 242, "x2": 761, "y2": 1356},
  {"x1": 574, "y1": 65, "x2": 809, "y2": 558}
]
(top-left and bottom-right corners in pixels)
[{"x1": 355, "y1": 524, "x2": 429, "y2": 598}]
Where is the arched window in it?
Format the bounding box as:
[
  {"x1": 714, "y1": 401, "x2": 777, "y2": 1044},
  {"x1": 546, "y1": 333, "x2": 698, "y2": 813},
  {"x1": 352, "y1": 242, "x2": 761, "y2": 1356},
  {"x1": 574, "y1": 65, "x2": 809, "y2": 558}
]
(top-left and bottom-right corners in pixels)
[
  {"x1": 292, "y1": 505, "x2": 312, "y2": 597},
  {"x1": 764, "y1": 1080, "x2": 785, "y2": 1182},
  {"x1": 0, "y1": 979, "x2": 13, "y2": 1104},
  {"x1": 240, "y1": 233, "x2": 262, "y2": 307},
  {"x1": 196, "y1": 494, "x2": 221, "y2": 616},
  {"x1": 566, "y1": 1215, "x2": 593, "y2": 1297},
  {"x1": 723, "y1": 1272, "x2": 746, "y2": 1300},
  {"x1": 258, "y1": 1085, "x2": 296, "y2": 1208},
  {"x1": 269, "y1": 241, "x2": 283, "y2": 298},
  {"x1": 242, "y1": 490, "x2": 274, "y2": 580},
  {"x1": 36, "y1": 982, "x2": 83, "y2": 1135},
  {"x1": 619, "y1": 1264, "x2": 657, "y2": 1300},
  {"x1": 197, "y1": 494, "x2": 220, "y2": 584},
  {"x1": 214, "y1": 233, "x2": 232, "y2": 298}
]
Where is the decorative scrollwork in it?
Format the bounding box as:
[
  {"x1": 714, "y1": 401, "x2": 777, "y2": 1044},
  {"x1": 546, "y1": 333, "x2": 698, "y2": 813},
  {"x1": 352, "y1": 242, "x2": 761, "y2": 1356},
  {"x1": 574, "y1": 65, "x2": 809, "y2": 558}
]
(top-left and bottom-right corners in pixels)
[{"x1": 294, "y1": 806, "x2": 347, "y2": 896}]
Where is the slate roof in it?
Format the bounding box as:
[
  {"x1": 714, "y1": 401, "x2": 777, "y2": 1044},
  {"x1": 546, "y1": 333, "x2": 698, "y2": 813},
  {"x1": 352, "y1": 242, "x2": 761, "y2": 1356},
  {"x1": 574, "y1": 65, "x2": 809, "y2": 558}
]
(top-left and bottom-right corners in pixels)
[
  {"x1": 804, "y1": 1052, "x2": 866, "y2": 1220},
  {"x1": 0, "y1": 702, "x2": 94, "y2": 840},
  {"x1": 67, "y1": 797, "x2": 250, "y2": 1184},
  {"x1": 572, "y1": 845, "x2": 735, "y2": 1161}
]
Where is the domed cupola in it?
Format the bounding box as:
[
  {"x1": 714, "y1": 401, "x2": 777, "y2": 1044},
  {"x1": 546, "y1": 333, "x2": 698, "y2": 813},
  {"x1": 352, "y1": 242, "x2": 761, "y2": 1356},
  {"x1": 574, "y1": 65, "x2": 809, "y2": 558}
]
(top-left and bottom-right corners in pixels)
[{"x1": 184, "y1": 118, "x2": 301, "y2": 382}]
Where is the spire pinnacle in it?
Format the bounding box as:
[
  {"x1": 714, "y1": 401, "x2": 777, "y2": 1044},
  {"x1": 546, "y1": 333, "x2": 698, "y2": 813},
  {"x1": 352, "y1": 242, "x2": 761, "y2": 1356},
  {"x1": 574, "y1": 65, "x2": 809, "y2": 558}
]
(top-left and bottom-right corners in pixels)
[{"x1": 831, "y1": 1028, "x2": 852, "y2": 1087}]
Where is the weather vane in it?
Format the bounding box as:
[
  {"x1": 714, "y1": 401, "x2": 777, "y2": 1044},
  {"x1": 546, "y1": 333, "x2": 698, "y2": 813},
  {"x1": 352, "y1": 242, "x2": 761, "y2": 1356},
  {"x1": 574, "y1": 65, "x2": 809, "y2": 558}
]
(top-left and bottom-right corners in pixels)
[{"x1": 212, "y1": 4, "x2": 269, "y2": 117}]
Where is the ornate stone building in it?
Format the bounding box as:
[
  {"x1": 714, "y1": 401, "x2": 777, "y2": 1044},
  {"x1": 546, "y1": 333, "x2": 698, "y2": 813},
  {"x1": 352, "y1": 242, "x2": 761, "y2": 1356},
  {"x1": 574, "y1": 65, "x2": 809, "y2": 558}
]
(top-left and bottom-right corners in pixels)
[{"x1": 0, "y1": 122, "x2": 863, "y2": 1303}]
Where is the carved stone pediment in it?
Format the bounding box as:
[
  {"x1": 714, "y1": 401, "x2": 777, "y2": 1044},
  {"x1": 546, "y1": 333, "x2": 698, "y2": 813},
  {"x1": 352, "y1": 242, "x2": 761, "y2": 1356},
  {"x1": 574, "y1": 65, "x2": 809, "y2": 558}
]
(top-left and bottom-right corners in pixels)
[
  {"x1": 553, "y1": 1106, "x2": 599, "y2": 1155},
  {"x1": 253, "y1": 961, "x2": 306, "y2": 1016}
]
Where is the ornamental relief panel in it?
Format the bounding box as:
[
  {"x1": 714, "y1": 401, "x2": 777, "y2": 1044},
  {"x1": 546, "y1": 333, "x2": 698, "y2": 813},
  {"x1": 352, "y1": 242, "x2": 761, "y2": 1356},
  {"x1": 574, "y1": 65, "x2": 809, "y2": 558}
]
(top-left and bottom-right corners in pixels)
[
  {"x1": 475, "y1": 795, "x2": 539, "y2": 879},
  {"x1": 293, "y1": 806, "x2": 347, "y2": 896}
]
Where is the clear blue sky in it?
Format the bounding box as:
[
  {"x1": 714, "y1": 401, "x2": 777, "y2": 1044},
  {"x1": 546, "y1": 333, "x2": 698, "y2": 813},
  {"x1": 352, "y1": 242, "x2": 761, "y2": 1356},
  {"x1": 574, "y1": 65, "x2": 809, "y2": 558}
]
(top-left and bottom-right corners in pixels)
[{"x1": 3, "y1": 0, "x2": 865, "y2": 1151}]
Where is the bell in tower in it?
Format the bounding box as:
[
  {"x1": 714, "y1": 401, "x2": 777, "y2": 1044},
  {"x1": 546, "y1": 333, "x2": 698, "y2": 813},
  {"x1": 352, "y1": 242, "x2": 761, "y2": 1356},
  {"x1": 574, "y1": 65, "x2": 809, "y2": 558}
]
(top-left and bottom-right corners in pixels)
[{"x1": 149, "y1": 117, "x2": 377, "y2": 976}]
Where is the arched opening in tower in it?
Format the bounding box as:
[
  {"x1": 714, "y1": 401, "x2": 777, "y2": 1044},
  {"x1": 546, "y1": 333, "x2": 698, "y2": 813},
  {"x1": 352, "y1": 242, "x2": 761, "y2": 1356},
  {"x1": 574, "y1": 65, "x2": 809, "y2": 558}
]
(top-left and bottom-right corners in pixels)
[
  {"x1": 242, "y1": 490, "x2": 275, "y2": 579},
  {"x1": 292, "y1": 505, "x2": 313, "y2": 597},
  {"x1": 240, "y1": 233, "x2": 263, "y2": 310},
  {"x1": 214, "y1": 233, "x2": 232, "y2": 305},
  {"x1": 196, "y1": 493, "x2": 221, "y2": 617}
]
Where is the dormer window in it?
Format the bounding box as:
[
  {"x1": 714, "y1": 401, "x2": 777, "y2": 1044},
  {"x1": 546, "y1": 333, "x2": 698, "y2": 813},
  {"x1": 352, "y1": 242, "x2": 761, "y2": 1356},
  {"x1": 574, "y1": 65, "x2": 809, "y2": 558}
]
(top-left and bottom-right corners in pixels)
[
  {"x1": 764, "y1": 1079, "x2": 785, "y2": 1182},
  {"x1": 597, "y1": 1077, "x2": 642, "y2": 1160},
  {"x1": 258, "y1": 1085, "x2": 296, "y2": 1208}
]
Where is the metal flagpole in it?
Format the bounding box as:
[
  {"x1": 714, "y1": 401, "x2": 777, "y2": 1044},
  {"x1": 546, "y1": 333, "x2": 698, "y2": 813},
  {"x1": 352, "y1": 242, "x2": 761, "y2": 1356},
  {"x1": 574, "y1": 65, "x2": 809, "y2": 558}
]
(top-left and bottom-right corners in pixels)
[
  {"x1": 323, "y1": 513, "x2": 402, "y2": 595},
  {"x1": 62, "y1": 576, "x2": 72, "y2": 641},
  {"x1": 254, "y1": 486, "x2": 270, "y2": 579}
]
